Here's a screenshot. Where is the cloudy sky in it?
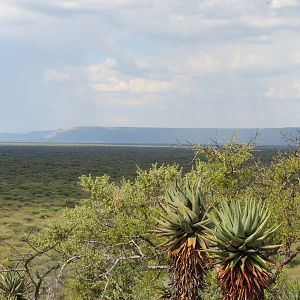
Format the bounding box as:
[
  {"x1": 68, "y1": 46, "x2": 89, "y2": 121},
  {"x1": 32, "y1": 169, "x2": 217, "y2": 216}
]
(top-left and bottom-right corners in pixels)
[{"x1": 1, "y1": 0, "x2": 300, "y2": 132}]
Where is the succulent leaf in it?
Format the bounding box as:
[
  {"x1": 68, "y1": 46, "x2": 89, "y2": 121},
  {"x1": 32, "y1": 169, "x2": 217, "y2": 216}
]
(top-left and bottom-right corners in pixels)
[
  {"x1": 207, "y1": 199, "x2": 281, "y2": 300},
  {"x1": 156, "y1": 182, "x2": 211, "y2": 249},
  {"x1": 154, "y1": 181, "x2": 211, "y2": 299}
]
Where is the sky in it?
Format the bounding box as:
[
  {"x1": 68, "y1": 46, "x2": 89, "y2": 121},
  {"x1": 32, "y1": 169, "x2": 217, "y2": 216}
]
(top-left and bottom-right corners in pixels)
[{"x1": 1, "y1": 0, "x2": 300, "y2": 132}]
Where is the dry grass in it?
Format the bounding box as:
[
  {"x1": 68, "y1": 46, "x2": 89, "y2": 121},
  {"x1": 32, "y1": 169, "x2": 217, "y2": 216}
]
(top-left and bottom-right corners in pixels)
[{"x1": 0, "y1": 199, "x2": 63, "y2": 261}]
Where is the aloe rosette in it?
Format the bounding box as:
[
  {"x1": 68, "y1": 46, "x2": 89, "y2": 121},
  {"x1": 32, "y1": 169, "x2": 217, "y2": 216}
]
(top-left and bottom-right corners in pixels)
[
  {"x1": 154, "y1": 182, "x2": 212, "y2": 300},
  {"x1": 206, "y1": 200, "x2": 281, "y2": 300}
]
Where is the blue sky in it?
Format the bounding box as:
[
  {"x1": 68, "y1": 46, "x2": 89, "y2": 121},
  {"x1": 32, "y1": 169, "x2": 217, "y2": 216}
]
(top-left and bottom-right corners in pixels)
[{"x1": 1, "y1": 0, "x2": 300, "y2": 132}]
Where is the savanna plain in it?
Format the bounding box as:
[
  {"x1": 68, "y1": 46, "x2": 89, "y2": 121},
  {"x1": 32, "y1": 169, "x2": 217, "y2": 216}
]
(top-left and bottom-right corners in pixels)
[{"x1": 0, "y1": 144, "x2": 196, "y2": 259}]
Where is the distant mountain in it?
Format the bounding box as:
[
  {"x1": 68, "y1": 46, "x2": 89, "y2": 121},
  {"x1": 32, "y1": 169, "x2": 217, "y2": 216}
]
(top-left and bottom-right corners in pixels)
[
  {"x1": 0, "y1": 127, "x2": 299, "y2": 146},
  {"x1": 0, "y1": 130, "x2": 53, "y2": 141}
]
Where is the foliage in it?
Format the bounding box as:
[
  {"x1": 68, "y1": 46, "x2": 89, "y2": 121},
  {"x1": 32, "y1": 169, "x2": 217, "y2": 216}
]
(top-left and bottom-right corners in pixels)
[
  {"x1": 154, "y1": 182, "x2": 211, "y2": 299},
  {"x1": 0, "y1": 145, "x2": 194, "y2": 260},
  {"x1": 263, "y1": 274, "x2": 300, "y2": 300},
  {"x1": 154, "y1": 182, "x2": 211, "y2": 249},
  {"x1": 32, "y1": 164, "x2": 182, "y2": 299},
  {"x1": 0, "y1": 145, "x2": 194, "y2": 203},
  {"x1": 0, "y1": 272, "x2": 28, "y2": 300},
  {"x1": 200, "y1": 269, "x2": 222, "y2": 300},
  {"x1": 189, "y1": 141, "x2": 257, "y2": 200},
  {"x1": 253, "y1": 152, "x2": 300, "y2": 250},
  {"x1": 206, "y1": 200, "x2": 280, "y2": 299},
  {"x1": 0, "y1": 144, "x2": 281, "y2": 259},
  {"x1": 17, "y1": 141, "x2": 300, "y2": 299}
]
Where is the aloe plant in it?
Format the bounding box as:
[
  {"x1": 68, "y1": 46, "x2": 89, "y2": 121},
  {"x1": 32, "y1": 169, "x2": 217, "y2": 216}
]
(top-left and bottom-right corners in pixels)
[
  {"x1": 0, "y1": 272, "x2": 29, "y2": 300},
  {"x1": 154, "y1": 182, "x2": 211, "y2": 300},
  {"x1": 206, "y1": 200, "x2": 281, "y2": 300}
]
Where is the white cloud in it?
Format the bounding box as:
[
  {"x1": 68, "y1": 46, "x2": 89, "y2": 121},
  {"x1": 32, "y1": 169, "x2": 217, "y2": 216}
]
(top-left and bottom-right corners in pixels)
[
  {"x1": 264, "y1": 77, "x2": 300, "y2": 98},
  {"x1": 229, "y1": 52, "x2": 266, "y2": 70},
  {"x1": 90, "y1": 77, "x2": 173, "y2": 94},
  {"x1": 108, "y1": 98, "x2": 145, "y2": 106},
  {"x1": 292, "y1": 81, "x2": 300, "y2": 94},
  {"x1": 0, "y1": 1, "x2": 34, "y2": 22},
  {"x1": 42, "y1": 0, "x2": 150, "y2": 11},
  {"x1": 122, "y1": 99, "x2": 145, "y2": 106},
  {"x1": 187, "y1": 56, "x2": 221, "y2": 74},
  {"x1": 196, "y1": 0, "x2": 298, "y2": 12},
  {"x1": 134, "y1": 60, "x2": 151, "y2": 69},
  {"x1": 272, "y1": 0, "x2": 299, "y2": 8},
  {"x1": 105, "y1": 58, "x2": 118, "y2": 68},
  {"x1": 85, "y1": 58, "x2": 175, "y2": 94},
  {"x1": 129, "y1": 78, "x2": 173, "y2": 93},
  {"x1": 241, "y1": 15, "x2": 300, "y2": 28},
  {"x1": 289, "y1": 51, "x2": 300, "y2": 64},
  {"x1": 264, "y1": 86, "x2": 288, "y2": 98},
  {"x1": 45, "y1": 58, "x2": 177, "y2": 95},
  {"x1": 100, "y1": 114, "x2": 132, "y2": 126},
  {"x1": 85, "y1": 58, "x2": 119, "y2": 82},
  {"x1": 197, "y1": 0, "x2": 260, "y2": 13}
]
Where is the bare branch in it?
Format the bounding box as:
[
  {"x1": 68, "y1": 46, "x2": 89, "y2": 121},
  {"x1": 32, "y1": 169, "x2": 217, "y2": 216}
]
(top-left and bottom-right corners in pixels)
[
  {"x1": 144, "y1": 265, "x2": 169, "y2": 270},
  {"x1": 57, "y1": 255, "x2": 82, "y2": 281},
  {"x1": 0, "y1": 269, "x2": 26, "y2": 273}
]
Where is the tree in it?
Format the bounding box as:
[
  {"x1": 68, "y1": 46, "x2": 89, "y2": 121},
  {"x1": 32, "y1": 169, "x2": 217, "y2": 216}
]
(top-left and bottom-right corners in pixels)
[{"x1": 32, "y1": 164, "x2": 182, "y2": 299}]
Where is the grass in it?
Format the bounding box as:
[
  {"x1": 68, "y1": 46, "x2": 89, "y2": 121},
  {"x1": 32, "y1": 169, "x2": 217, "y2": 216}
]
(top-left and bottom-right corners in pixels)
[
  {"x1": 284, "y1": 243, "x2": 300, "y2": 281},
  {"x1": 0, "y1": 201, "x2": 61, "y2": 259}
]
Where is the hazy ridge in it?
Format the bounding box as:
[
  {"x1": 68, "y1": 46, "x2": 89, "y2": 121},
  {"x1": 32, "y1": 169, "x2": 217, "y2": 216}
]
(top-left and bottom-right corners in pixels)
[{"x1": 0, "y1": 127, "x2": 299, "y2": 146}]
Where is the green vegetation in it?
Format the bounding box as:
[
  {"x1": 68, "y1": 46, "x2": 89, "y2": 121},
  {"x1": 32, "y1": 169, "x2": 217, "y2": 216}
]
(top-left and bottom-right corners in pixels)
[
  {"x1": 0, "y1": 145, "x2": 194, "y2": 259},
  {"x1": 206, "y1": 200, "x2": 280, "y2": 299},
  {"x1": 0, "y1": 143, "x2": 298, "y2": 299},
  {"x1": 0, "y1": 144, "x2": 195, "y2": 202},
  {"x1": 0, "y1": 144, "x2": 279, "y2": 259},
  {"x1": 0, "y1": 272, "x2": 29, "y2": 300},
  {"x1": 154, "y1": 183, "x2": 211, "y2": 299}
]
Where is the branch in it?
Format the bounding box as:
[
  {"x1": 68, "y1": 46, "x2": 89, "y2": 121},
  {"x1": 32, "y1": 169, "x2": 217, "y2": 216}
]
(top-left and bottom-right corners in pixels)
[
  {"x1": 57, "y1": 255, "x2": 83, "y2": 281},
  {"x1": 143, "y1": 265, "x2": 169, "y2": 270},
  {"x1": 130, "y1": 239, "x2": 144, "y2": 258},
  {"x1": 35, "y1": 265, "x2": 60, "y2": 299},
  {"x1": 19, "y1": 224, "x2": 77, "y2": 299},
  {"x1": 0, "y1": 269, "x2": 25, "y2": 273},
  {"x1": 99, "y1": 238, "x2": 168, "y2": 297},
  {"x1": 269, "y1": 245, "x2": 300, "y2": 284}
]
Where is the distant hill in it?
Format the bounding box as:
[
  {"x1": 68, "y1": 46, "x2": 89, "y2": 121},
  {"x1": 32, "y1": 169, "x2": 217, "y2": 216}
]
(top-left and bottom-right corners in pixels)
[{"x1": 0, "y1": 127, "x2": 299, "y2": 146}]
